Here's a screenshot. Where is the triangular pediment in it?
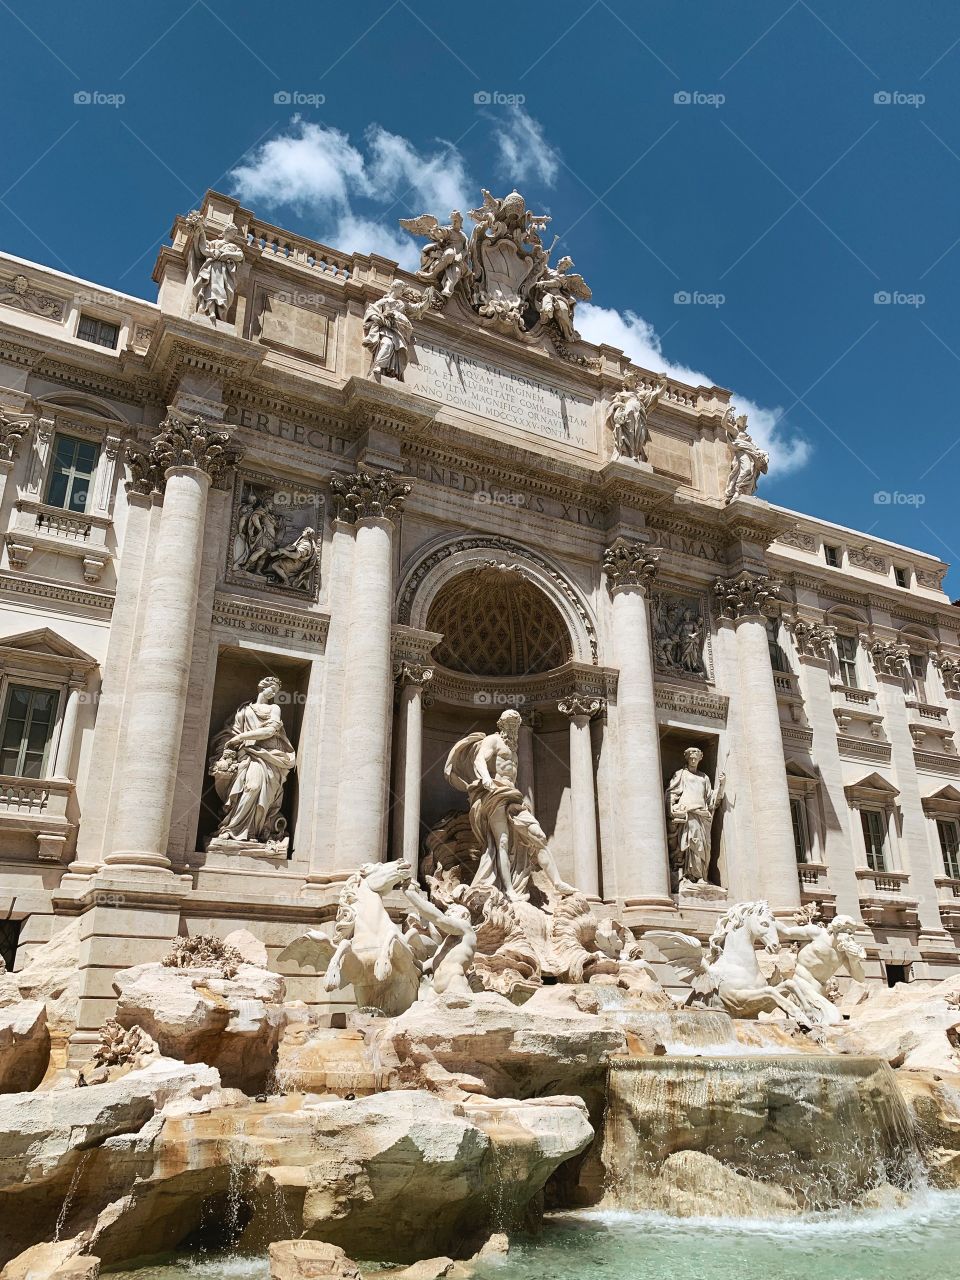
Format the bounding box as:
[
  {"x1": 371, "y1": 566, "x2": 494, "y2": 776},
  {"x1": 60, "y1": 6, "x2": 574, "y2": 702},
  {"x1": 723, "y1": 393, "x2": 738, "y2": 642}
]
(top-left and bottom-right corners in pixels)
[
  {"x1": 922, "y1": 784, "x2": 960, "y2": 816},
  {"x1": 845, "y1": 771, "x2": 900, "y2": 800},
  {"x1": 786, "y1": 760, "x2": 819, "y2": 779},
  {"x1": 0, "y1": 628, "x2": 97, "y2": 666}
]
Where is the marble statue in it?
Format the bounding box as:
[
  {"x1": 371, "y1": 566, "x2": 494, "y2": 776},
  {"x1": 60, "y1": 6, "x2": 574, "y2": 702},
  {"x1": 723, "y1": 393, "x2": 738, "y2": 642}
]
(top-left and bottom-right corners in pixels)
[
  {"x1": 234, "y1": 489, "x2": 283, "y2": 572},
  {"x1": 403, "y1": 882, "x2": 477, "y2": 998},
  {"x1": 187, "y1": 211, "x2": 245, "y2": 322},
  {"x1": 529, "y1": 255, "x2": 592, "y2": 341},
  {"x1": 723, "y1": 409, "x2": 769, "y2": 503},
  {"x1": 777, "y1": 911, "x2": 867, "y2": 1026},
  {"x1": 609, "y1": 371, "x2": 667, "y2": 462},
  {"x1": 647, "y1": 901, "x2": 804, "y2": 1019},
  {"x1": 665, "y1": 747, "x2": 724, "y2": 889},
  {"x1": 399, "y1": 211, "x2": 470, "y2": 299},
  {"x1": 208, "y1": 676, "x2": 296, "y2": 852},
  {"x1": 362, "y1": 279, "x2": 426, "y2": 381},
  {"x1": 445, "y1": 709, "x2": 575, "y2": 902},
  {"x1": 279, "y1": 859, "x2": 422, "y2": 1017}
]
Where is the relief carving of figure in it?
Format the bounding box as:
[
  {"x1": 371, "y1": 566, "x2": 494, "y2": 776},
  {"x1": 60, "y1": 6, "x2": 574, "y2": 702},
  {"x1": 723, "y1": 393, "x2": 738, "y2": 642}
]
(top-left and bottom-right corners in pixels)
[
  {"x1": 362, "y1": 279, "x2": 426, "y2": 381},
  {"x1": 235, "y1": 490, "x2": 283, "y2": 572},
  {"x1": 399, "y1": 211, "x2": 470, "y2": 299},
  {"x1": 666, "y1": 746, "x2": 724, "y2": 888},
  {"x1": 187, "y1": 212, "x2": 245, "y2": 322},
  {"x1": 653, "y1": 593, "x2": 706, "y2": 678},
  {"x1": 263, "y1": 527, "x2": 318, "y2": 590},
  {"x1": 445, "y1": 709, "x2": 575, "y2": 902},
  {"x1": 208, "y1": 676, "x2": 296, "y2": 851},
  {"x1": 609, "y1": 371, "x2": 667, "y2": 462},
  {"x1": 776, "y1": 910, "x2": 867, "y2": 1026},
  {"x1": 232, "y1": 483, "x2": 321, "y2": 595},
  {"x1": 723, "y1": 409, "x2": 769, "y2": 503}
]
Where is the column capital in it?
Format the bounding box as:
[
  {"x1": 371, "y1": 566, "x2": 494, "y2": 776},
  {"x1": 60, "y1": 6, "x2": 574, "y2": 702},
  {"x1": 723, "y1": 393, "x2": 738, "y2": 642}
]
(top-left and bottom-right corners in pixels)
[
  {"x1": 932, "y1": 653, "x2": 960, "y2": 695},
  {"x1": 330, "y1": 469, "x2": 412, "y2": 526},
  {"x1": 125, "y1": 414, "x2": 243, "y2": 496},
  {"x1": 393, "y1": 659, "x2": 434, "y2": 688},
  {"x1": 788, "y1": 618, "x2": 837, "y2": 661},
  {"x1": 713, "y1": 571, "x2": 781, "y2": 621},
  {"x1": 0, "y1": 409, "x2": 33, "y2": 462},
  {"x1": 602, "y1": 540, "x2": 661, "y2": 594},
  {"x1": 869, "y1": 638, "x2": 910, "y2": 679},
  {"x1": 558, "y1": 696, "x2": 605, "y2": 722}
]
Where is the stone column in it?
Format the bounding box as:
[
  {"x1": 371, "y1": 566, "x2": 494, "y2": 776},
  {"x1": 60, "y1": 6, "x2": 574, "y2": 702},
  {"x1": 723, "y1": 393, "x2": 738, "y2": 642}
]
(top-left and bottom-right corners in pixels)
[
  {"x1": 558, "y1": 696, "x2": 604, "y2": 897},
  {"x1": 518, "y1": 711, "x2": 538, "y2": 811},
  {"x1": 603, "y1": 541, "x2": 672, "y2": 906},
  {"x1": 105, "y1": 416, "x2": 242, "y2": 871},
  {"x1": 393, "y1": 660, "x2": 433, "y2": 878},
  {"x1": 714, "y1": 572, "x2": 800, "y2": 911},
  {"x1": 333, "y1": 470, "x2": 411, "y2": 869},
  {"x1": 52, "y1": 681, "x2": 84, "y2": 781}
]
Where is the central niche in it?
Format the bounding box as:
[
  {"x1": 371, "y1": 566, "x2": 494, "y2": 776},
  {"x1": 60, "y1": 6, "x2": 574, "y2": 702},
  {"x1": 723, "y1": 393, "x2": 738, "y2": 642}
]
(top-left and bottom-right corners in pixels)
[{"x1": 426, "y1": 564, "x2": 572, "y2": 677}]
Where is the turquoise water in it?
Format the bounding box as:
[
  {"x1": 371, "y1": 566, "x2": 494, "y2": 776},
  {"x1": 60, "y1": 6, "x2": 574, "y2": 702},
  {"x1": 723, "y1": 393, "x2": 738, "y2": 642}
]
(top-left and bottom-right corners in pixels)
[{"x1": 109, "y1": 1193, "x2": 960, "y2": 1280}]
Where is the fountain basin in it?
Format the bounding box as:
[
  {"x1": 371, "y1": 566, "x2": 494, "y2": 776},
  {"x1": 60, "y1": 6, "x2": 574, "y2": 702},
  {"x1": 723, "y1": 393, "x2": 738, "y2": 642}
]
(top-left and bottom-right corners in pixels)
[{"x1": 602, "y1": 1054, "x2": 920, "y2": 1214}]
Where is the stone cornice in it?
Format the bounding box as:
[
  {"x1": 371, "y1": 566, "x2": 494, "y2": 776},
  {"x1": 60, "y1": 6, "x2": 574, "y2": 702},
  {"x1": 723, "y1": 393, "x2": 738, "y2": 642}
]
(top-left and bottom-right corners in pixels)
[
  {"x1": 0, "y1": 572, "x2": 114, "y2": 615},
  {"x1": 427, "y1": 659, "x2": 617, "y2": 710}
]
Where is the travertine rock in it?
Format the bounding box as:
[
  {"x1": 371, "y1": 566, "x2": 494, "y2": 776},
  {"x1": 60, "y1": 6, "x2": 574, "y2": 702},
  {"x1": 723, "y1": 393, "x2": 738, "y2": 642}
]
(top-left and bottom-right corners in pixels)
[
  {"x1": 269, "y1": 1240, "x2": 360, "y2": 1280},
  {"x1": 11, "y1": 921, "x2": 82, "y2": 1039},
  {"x1": 824, "y1": 975, "x2": 960, "y2": 1072},
  {"x1": 0, "y1": 999, "x2": 48, "y2": 1093},
  {"x1": 641, "y1": 1149, "x2": 798, "y2": 1217},
  {"x1": 224, "y1": 928, "x2": 269, "y2": 969},
  {"x1": 113, "y1": 960, "x2": 286, "y2": 1091},
  {"x1": 0, "y1": 1238, "x2": 100, "y2": 1280},
  {"x1": 896, "y1": 1069, "x2": 960, "y2": 1187}
]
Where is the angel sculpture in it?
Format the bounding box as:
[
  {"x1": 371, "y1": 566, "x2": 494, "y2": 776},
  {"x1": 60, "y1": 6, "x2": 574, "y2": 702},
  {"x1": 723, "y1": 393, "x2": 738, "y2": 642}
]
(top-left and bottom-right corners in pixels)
[
  {"x1": 646, "y1": 900, "x2": 805, "y2": 1020},
  {"x1": 362, "y1": 279, "x2": 426, "y2": 381},
  {"x1": 399, "y1": 211, "x2": 469, "y2": 299},
  {"x1": 609, "y1": 371, "x2": 667, "y2": 461},
  {"x1": 723, "y1": 407, "x2": 769, "y2": 503},
  {"x1": 529, "y1": 256, "x2": 592, "y2": 341}
]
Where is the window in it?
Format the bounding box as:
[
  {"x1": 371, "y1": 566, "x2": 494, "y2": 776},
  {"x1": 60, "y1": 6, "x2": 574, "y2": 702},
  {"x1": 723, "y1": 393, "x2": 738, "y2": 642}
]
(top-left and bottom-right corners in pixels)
[
  {"x1": 860, "y1": 808, "x2": 889, "y2": 872},
  {"x1": 938, "y1": 819, "x2": 960, "y2": 879},
  {"x1": 824, "y1": 545, "x2": 842, "y2": 568},
  {"x1": 0, "y1": 684, "x2": 59, "y2": 778},
  {"x1": 77, "y1": 314, "x2": 119, "y2": 349},
  {"x1": 767, "y1": 620, "x2": 789, "y2": 672},
  {"x1": 790, "y1": 797, "x2": 811, "y2": 863},
  {"x1": 836, "y1": 634, "x2": 859, "y2": 688},
  {"x1": 894, "y1": 566, "x2": 909, "y2": 589},
  {"x1": 0, "y1": 920, "x2": 20, "y2": 972},
  {"x1": 44, "y1": 434, "x2": 100, "y2": 513},
  {"x1": 909, "y1": 653, "x2": 928, "y2": 703}
]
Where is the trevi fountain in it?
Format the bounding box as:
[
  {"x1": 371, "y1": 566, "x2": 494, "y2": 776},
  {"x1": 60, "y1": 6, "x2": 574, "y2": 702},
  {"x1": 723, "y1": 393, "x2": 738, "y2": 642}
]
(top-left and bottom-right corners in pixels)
[
  {"x1": 0, "y1": 185, "x2": 959, "y2": 1280},
  {"x1": 1, "y1": 704, "x2": 960, "y2": 1280}
]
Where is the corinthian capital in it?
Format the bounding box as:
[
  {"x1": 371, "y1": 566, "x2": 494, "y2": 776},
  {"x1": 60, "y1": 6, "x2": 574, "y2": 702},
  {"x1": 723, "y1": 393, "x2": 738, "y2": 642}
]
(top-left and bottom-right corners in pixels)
[
  {"x1": 602, "y1": 541, "x2": 660, "y2": 594},
  {"x1": 125, "y1": 414, "x2": 243, "y2": 495},
  {"x1": 0, "y1": 411, "x2": 32, "y2": 463},
  {"x1": 869, "y1": 639, "x2": 910, "y2": 678},
  {"x1": 558, "y1": 696, "x2": 605, "y2": 721},
  {"x1": 713, "y1": 571, "x2": 781, "y2": 621},
  {"x1": 330, "y1": 469, "x2": 412, "y2": 525},
  {"x1": 790, "y1": 619, "x2": 837, "y2": 661}
]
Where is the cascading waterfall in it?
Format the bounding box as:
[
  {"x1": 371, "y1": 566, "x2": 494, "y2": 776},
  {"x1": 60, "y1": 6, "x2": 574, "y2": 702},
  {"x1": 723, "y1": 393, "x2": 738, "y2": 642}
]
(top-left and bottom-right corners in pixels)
[{"x1": 601, "y1": 1054, "x2": 925, "y2": 1213}]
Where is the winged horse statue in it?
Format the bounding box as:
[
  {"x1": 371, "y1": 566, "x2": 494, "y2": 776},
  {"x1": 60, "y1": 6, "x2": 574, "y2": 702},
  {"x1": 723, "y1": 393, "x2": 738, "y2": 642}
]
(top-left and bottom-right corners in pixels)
[
  {"x1": 279, "y1": 859, "x2": 421, "y2": 1017},
  {"x1": 646, "y1": 900, "x2": 804, "y2": 1020}
]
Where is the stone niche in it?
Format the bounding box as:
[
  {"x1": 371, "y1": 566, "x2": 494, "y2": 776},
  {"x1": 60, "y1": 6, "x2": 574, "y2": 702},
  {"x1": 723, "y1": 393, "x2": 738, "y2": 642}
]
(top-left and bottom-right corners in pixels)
[
  {"x1": 195, "y1": 646, "x2": 309, "y2": 855},
  {"x1": 659, "y1": 728, "x2": 724, "y2": 891}
]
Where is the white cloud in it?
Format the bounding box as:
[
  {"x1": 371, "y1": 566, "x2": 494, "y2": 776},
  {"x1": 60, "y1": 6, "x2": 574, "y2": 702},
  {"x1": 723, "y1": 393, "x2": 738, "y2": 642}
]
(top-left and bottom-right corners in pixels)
[
  {"x1": 490, "y1": 107, "x2": 560, "y2": 188},
  {"x1": 365, "y1": 126, "x2": 471, "y2": 216},
  {"x1": 231, "y1": 120, "x2": 369, "y2": 214},
  {"x1": 576, "y1": 301, "x2": 811, "y2": 477}
]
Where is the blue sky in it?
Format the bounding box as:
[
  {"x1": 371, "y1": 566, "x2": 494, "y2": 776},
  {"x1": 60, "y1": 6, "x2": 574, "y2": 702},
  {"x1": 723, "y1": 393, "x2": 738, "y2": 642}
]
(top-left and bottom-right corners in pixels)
[{"x1": 2, "y1": 1, "x2": 958, "y2": 593}]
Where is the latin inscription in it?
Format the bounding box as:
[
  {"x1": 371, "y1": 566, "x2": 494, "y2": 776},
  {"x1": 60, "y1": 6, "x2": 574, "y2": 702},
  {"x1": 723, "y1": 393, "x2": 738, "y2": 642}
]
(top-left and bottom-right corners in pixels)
[
  {"x1": 213, "y1": 597, "x2": 327, "y2": 646},
  {"x1": 223, "y1": 403, "x2": 351, "y2": 455}
]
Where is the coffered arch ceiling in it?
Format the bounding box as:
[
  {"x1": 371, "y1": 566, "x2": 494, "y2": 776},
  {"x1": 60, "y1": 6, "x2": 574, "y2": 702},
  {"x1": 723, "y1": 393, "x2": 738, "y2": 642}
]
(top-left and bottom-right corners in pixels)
[{"x1": 426, "y1": 565, "x2": 573, "y2": 677}]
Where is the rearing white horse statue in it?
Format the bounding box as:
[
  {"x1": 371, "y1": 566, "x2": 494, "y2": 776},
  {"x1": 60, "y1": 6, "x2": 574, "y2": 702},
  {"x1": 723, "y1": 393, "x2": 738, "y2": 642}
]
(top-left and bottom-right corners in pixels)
[
  {"x1": 279, "y1": 859, "x2": 421, "y2": 1016},
  {"x1": 647, "y1": 900, "x2": 803, "y2": 1019}
]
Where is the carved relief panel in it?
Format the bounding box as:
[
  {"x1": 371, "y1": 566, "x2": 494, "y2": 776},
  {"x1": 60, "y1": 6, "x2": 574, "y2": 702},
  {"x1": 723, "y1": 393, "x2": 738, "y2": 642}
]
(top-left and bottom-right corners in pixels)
[
  {"x1": 226, "y1": 472, "x2": 323, "y2": 599},
  {"x1": 651, "y1": 588, "x2": 712, "y2": 682}
]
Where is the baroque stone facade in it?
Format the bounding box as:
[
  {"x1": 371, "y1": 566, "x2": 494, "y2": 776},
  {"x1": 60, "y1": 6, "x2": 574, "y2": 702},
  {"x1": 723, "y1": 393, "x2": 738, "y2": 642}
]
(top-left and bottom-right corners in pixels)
[{"x1": 0, "y1": 186, "x2": 957, "y2": 1060}]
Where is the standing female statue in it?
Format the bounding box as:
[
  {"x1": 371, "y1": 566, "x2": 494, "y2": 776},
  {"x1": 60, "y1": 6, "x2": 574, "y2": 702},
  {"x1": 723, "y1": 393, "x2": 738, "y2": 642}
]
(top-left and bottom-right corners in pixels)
[
  {"x1": 188, "y1": 212, "x2": 245, "y2": 322},
  {"x1": 208, "y1": 676, "x2": 296, "y2": 850}
]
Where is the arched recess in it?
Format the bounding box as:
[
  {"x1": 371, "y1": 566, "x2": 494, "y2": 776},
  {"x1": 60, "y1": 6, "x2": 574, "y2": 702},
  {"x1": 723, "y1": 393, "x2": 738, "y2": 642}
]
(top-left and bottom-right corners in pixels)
[
  {"x1": 397, "y1": 534, "x2": 598, "y2": 666},
  {"x1": 35, "y1": 392, "x2": 129, "y2": 423}
]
